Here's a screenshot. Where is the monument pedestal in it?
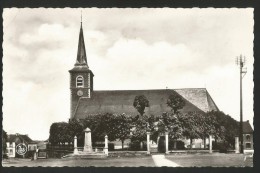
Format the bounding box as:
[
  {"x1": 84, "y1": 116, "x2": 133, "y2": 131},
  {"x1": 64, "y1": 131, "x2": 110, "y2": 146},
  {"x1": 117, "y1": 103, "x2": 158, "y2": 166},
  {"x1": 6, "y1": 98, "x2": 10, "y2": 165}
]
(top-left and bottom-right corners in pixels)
[
  {"x1": 83, "y1": 128, "x2": 93, "y2": 153},
  {"x1": 63, "y1": 127, "x2": 107, "y2": 159}
]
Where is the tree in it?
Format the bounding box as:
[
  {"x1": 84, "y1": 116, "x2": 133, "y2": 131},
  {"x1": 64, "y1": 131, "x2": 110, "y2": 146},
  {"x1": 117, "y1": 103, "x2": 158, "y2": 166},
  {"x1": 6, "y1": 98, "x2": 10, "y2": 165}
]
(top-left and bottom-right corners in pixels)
[
  {"x1": 131, "y1": 114, "x2": 156, "y2": 144},
  {"x1": 83, "y1": 113, "x2": 117, "y2": 143},
  {"x1": 2, "y1": 130, "x2": 7, "y2": 157},
  {"x1": 112, "y1": 113, "x2": 132, "y2": 149},
  {"x1": 178, "y1": 112, "x2": 202, "y2": 149},
  {"x1": 156, "y1": 112, "x2": 183, "y2": 140},
  {"x1": 133, "y1": 95, "x2": 149, "y2": 116},
  {"x1": 49, "y1": 122, "x2": 71, "y2": 145},
  {"x1": 206, "y1": 111, "x2": 239, "y2": 148},
  {"x1": 166, "y1": 93, "x2": 186, "y2": 114}
]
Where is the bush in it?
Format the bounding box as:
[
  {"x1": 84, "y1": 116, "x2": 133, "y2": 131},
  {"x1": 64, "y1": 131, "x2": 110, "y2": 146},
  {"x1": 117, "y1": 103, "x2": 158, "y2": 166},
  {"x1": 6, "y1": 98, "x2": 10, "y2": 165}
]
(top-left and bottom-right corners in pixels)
[
  {"x1": 129, "y1": 141, "x2": 147, "y2": 151},
  {"x1": 169, "y1": 140, "x2": 185, "y2": 150},
  {"x1": 2, "y1": 153, "x2": 8, "y2": 159},
  {"x1": 212, "y1": 141, "x2": 229, "y2": 153}
]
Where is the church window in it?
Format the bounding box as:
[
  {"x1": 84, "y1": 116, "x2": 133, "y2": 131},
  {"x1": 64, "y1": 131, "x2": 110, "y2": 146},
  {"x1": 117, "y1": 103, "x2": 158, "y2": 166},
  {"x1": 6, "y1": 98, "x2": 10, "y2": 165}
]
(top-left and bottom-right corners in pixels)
[{"x1": 76, "y1": 76, "x2": 84, "y2": 88}]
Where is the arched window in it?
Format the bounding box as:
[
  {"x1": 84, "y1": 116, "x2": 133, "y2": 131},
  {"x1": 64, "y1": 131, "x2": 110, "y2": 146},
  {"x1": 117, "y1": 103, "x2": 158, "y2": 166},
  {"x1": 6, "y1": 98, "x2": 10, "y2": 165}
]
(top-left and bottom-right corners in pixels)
[{"x1": 76, "y1": 76, "x2": 84, "y2": 88}]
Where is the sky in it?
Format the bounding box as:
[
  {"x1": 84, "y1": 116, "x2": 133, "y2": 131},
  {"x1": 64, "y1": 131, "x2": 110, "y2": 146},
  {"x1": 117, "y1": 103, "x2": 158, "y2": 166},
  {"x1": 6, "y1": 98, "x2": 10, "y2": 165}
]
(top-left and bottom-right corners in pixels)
[{"x1": 3, "y1": 8, "x2": 254, "y2": 140}]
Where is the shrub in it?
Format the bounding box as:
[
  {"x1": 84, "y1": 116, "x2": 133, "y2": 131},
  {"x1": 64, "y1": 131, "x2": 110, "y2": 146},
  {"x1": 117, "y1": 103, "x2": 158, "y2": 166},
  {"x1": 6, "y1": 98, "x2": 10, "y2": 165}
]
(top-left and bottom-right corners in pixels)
[
  {"x1": 169, "y1": 140, "x2": 185, "y2": 150},
  {"x1": 129, "y1": 141, "x2": 147, "y2": 151},
  {"x1": 212, "y1": 141, "x2": 230, "y2": 153}
]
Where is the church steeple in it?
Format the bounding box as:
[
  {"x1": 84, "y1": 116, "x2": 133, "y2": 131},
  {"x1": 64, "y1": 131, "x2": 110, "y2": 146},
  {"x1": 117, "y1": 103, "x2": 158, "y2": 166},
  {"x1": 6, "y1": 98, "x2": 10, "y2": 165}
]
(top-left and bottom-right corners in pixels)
[
  {"x1": 75, "y1": 20, "x2": 89, "y2": 67},
  {"x1": 69, "y1": 16, "x2": 94, "y2": 119}
]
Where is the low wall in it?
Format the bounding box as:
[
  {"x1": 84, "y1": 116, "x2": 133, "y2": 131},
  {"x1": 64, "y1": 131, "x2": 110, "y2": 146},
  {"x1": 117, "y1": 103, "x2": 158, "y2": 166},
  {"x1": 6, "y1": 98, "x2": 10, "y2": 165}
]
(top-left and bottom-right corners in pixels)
[{"x1": 108, "y1": 151, "x2": 148, "y2": 157}]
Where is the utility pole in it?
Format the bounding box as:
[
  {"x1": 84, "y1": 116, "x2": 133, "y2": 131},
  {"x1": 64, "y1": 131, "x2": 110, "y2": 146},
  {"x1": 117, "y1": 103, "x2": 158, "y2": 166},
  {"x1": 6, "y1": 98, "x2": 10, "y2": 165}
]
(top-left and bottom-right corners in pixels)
[{"x1": 236, "y1": 54, "x2": 247, "y2": 153}]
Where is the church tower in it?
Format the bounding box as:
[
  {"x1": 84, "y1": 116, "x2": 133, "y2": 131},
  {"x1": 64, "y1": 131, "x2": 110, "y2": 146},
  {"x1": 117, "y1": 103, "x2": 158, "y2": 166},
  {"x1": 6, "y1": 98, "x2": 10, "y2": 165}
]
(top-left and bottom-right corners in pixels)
[{"x1": 69, "y1": 21, "x2": 94, "y2": 119}]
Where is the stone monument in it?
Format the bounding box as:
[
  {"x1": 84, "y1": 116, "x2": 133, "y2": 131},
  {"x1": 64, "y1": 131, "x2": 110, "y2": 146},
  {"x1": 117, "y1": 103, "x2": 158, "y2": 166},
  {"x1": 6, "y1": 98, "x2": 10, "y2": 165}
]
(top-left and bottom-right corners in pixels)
[
  {"x1": 83, "y1": 128, "x2": 92, "y2": 152},
  {"x1": 62, "y1": 127, "x2": 107, "y2": 159}
]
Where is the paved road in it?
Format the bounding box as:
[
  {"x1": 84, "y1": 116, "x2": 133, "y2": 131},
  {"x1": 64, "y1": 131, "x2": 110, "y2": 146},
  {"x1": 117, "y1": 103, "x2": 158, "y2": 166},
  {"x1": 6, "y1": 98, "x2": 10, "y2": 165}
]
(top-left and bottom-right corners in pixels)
[{"x1": 152, "y1": 155, "x2": 180, "y2": 167}]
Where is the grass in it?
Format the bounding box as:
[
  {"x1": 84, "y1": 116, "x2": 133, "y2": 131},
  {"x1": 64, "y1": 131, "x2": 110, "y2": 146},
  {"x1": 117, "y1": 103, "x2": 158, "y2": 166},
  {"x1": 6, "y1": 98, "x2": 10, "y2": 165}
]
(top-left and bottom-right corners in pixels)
[
  {"x1": 2, "y1": 156, "x2": 156, "y2": 167},
  {"x1": 2, "y1": 153, "x2": 253, "y2": 167},
  {"x1": 165, "y1": 153, "x2": 253, "y2": 167}
]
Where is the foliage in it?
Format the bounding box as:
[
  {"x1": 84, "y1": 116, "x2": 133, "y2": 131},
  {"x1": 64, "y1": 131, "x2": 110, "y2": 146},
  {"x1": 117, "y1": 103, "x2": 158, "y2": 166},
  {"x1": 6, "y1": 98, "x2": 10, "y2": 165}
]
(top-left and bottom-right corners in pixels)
[
  {"x1": 111, "y1": 113, "x2": 132, "y2": 149},
  {"x1": 206, "y1": 111, "x2": 239, "y2": 147},
  {"x1": 133, "y1": 95, "x2": 150, "y2": 116},
  {"x1": 166, "y1": 93, "x2": 186, "y2": 113},
  {"x1": 68, "y1": 119, "x2": 84, "y2": 137},
  {"x1": 177, "y1": 112, "x2": 201, "y2": 141},
  {"x1": 48, "y1": 110, "x2": 238, "y2": 151},
  {"x1": 156, "y1": 112, "x2": 183, "y2": 140},
  {"x1": 2, "y1": 130, "x2": 7, "y2": 156},
  {"x1": 131, "y1": 114, "x2": 156, "y2": 143},
  {"x1": 49, "y1": 122, "x2": 72, "y2": 145},
  {"x1": 82, "y1": 113, "x2": 117, "y2": 142}
]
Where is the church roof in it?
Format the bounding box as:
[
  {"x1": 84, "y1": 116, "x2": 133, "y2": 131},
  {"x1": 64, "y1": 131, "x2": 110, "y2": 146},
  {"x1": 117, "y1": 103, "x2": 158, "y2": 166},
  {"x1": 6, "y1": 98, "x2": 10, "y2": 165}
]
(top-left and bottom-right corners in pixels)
[
  {"x1": 174, "y1": 88, "x2": 219, "y2": 112},
  {"x1": 73, "y1": 88, "x2": 219, "y2": 119}
]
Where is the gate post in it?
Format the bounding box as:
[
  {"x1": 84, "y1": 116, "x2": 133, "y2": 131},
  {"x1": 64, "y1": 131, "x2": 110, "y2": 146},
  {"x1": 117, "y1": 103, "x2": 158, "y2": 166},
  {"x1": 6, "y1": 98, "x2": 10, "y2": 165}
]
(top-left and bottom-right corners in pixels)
[
  {"x1": 209, "y1": 135, "x2": 212, "y2": 153},
  {"x1": 73, "y1": 136, "x2": 79, "y2": 154},
  {"x1": 235, "y1": 137, "x2": 239, "y2": 153},
  {"x1": 104, "y1": 135, "x2": 108, "y2": 156},
  {"x1": 147, "y1": 132, "x2": 151, "y2": 154}
]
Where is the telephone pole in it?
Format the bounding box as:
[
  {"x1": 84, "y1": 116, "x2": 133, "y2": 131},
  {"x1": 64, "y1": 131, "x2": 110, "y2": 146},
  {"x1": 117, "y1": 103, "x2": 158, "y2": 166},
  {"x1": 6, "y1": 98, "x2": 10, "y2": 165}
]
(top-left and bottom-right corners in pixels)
[{"x1": 236, "y1": 54, "x2": 247, "y2": 153}]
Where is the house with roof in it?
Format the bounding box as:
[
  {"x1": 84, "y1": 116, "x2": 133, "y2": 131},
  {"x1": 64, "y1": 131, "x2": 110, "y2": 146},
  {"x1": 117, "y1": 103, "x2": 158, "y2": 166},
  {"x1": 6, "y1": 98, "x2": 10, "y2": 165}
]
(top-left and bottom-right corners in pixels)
[
  {"x1": 6, "y1": 133, "x2": 37, "y2": 158},
  {"x1": 69, "y1": 23, "x2": 219, "y2": 121},
  {"x1": 242, "y1": 120, "x2": 254, "y2": 152}
]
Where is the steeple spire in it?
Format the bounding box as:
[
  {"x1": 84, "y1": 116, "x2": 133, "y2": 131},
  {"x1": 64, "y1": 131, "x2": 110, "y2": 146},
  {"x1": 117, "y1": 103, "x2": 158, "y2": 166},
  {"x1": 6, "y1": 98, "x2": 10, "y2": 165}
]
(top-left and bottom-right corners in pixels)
[
  {"x1": 75, "y1": 14, "x2": 89, "y2": 68},
  {"x1": 80, "y1": 11, "x2": 82, "y2": 27}
]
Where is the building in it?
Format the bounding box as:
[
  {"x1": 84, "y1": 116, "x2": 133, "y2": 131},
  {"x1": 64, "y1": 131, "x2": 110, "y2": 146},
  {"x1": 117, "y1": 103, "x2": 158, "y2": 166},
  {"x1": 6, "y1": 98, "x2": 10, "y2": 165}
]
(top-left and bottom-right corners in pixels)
[
  {"x1": 242, "y1": 120, "x2": 253, "y2": 152},
  {"x1": 69, "y1": 23, "x2": 219, "y2": 120},
  {"x1": 6, "y1": 133, "x2": 37, "y2": 158}
]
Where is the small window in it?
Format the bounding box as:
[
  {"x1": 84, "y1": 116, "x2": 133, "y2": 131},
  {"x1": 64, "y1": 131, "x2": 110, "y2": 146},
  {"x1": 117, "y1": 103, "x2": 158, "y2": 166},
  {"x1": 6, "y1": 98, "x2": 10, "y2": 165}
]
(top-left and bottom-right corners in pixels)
[
  {"x1": 76, "y1": 76, "x2": 84, "y2": 88},
  {"x1": 246, "y1": 135, "x2": 250, "y2": 141},
  {"x1": 246, "y1": 143, "x2": 251, "y2": 149}
]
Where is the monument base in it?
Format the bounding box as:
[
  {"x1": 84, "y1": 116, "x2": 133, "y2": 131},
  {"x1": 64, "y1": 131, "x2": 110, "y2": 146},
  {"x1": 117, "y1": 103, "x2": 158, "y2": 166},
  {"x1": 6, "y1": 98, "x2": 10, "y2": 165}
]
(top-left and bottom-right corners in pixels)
[{"x1": 84, "y1": 146, "x2": 93, "y2": 153}]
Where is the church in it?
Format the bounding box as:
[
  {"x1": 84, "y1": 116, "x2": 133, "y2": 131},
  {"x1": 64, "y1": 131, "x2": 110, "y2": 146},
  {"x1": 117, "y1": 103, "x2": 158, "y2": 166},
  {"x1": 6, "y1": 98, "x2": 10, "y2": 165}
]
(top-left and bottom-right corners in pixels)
[{"x1": 69, "y1": 23, "x2": 219, "y2": 120}]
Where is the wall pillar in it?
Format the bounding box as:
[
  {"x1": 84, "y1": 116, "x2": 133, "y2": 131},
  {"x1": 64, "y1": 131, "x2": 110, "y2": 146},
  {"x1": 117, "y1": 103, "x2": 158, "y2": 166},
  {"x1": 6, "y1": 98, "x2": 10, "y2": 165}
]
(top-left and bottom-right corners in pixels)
[
  {"x1": 104, "y1": 135, "x2": 108, "y2": 156},
  {"x1": 73, "y1": 136, "x2": 79, "y2": 154},
  {"x1": 165, "y1": 132, "x2": 169, "y2": 154},
  {"x1": 83, "y1": 128, "x2": 92, "y2": 152},
  {"x1": 147, "y1": 132, "x2": 151, "y2": 155},
  {"x1": 235, "y1": 137, "x2": 239, "y2": 153},
  {"x1": 209, "y1": 135, "x2": 212, "y2": 153}
]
